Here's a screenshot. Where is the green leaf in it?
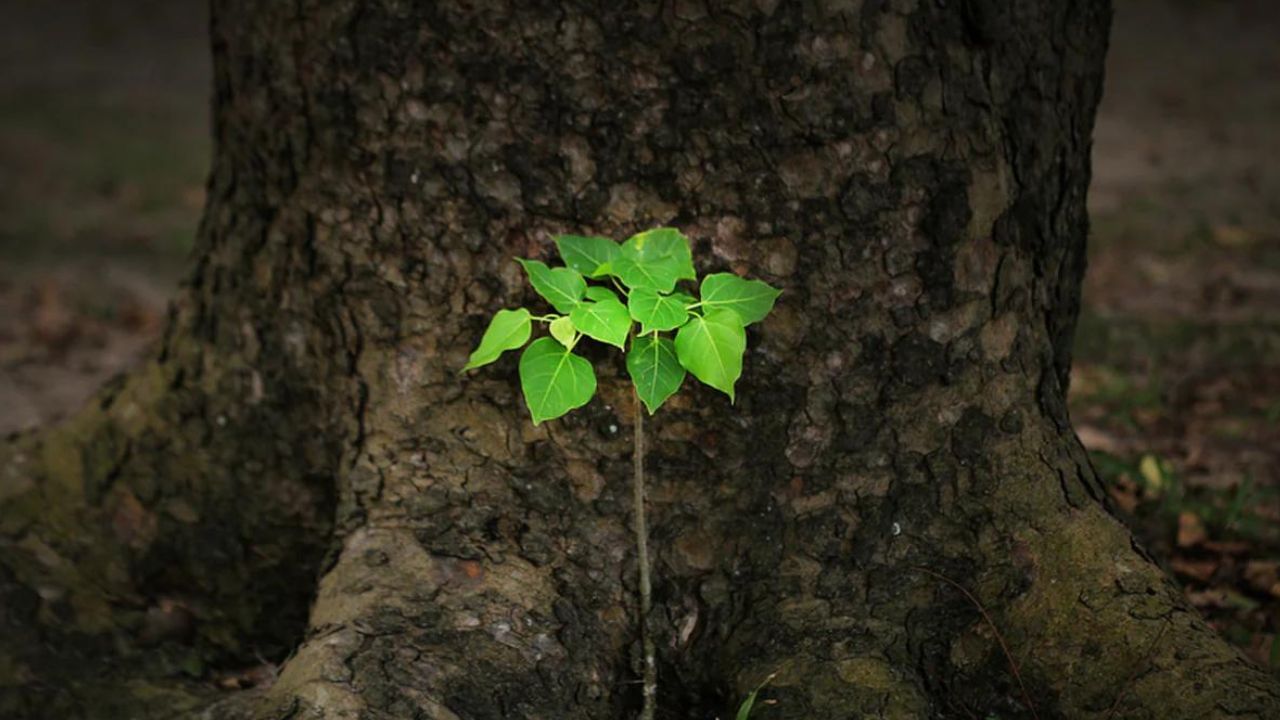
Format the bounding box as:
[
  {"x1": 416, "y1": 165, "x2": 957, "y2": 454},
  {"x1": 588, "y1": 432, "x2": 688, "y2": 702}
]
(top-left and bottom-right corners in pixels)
[
  {"x1": 735, "y1": 690, "x2": 760, "y2": 720},
  {"x1": 675, "y1": 308, "x2": 746, "y2": 400},
  {"x1": 462, "y1": 308, "x2": 531, "y2": 371},
  {"x1": 735, "y1": 673, "x2": 777, "y2": 720},
  {"x1": 612, "y1": 227, "x2": 696, "y2": 292},
  {"x1": 627, "y1": 288, "x2": 689, "y2": 333},
  {"x1": 623, "y1": 227, "x2": 694, "y2": 267},
  {"x1": 585, "y1": 285, "x2": 620, "y2": 303},
  {"x1": 627, "y1": 335, "x2": 685, "y2": 414},
  {"x1": 568, "y1": 297, "x2": 632, "y2": 349},
  {"x1": 516, "y1": 258, "x2": 586, "y2": 314},
  {"x1": 518, "y1": 337, "x2": 597, "y2": 424},
  {"x1": 555, "y1": 235, "x2": 619, "y2": 277},
  {"x1": 699, "y1": 273, "x2": 781, "y2": 326},
  {"x1": 549, "y1": 316, "x2": 576, "y2": 348},
  {"x1": 611, "y1": 256, "x2": 681, "y2": 293}
]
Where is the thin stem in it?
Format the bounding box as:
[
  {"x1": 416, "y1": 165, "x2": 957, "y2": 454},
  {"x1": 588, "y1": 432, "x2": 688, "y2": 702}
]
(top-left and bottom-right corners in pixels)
[
  {"x1": 912, "y1": 566, "x2": 1039, "y2": 720},
  {"x1": 612, "y1": 276, "x2": 630, "y2": 297},
  {"x1": 633, "y1": 393, "x2": 656, "y2": 720}
]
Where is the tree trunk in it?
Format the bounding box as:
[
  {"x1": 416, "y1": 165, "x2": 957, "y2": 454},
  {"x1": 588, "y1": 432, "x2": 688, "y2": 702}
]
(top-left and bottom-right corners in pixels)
[{"x1": 3, "y1": 1, "x2": 1279, "y2": 718}]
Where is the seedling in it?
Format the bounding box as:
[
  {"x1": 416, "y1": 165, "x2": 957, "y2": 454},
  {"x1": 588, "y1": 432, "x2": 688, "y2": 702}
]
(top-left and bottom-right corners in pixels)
[{"x1": 463, "y1": 227, "x2": 780, "y2": 719}]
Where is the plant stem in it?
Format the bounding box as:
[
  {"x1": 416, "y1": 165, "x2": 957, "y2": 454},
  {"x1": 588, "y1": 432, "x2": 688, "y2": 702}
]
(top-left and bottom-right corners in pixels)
[
  {"x1": 612, "y1": 276, "x2": 630, "y2": 297},
  {"x1": 633, "y1": 393, "x2": 657, "y2": 720}
]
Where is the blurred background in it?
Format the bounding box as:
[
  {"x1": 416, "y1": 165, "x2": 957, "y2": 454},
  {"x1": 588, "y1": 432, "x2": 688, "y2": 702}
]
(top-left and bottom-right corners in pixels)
[{"x1": 1, "y1": 0, "x2": 1277, "y2": 671}]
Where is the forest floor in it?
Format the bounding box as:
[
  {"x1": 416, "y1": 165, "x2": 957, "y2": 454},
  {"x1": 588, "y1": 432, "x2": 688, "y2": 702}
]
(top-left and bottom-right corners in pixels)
[
  {"x1": 0, "y1": 0, "x2": 206, "y2": 430},
  {"x1": 1072, "y1": 0, "x2": 1280, "y2": 669},
  {"x1": 1, "y1": 0, "x2": 1278, "y2": 673}
]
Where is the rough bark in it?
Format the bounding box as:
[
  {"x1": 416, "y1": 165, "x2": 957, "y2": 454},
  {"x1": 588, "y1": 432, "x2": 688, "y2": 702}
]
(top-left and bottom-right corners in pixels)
[{"x1": 3, "y1": 0, "x2": 1279, "y2": 718}]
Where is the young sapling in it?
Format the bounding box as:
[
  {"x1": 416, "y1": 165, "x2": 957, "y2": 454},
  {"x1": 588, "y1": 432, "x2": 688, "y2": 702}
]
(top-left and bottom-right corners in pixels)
[{"x1": 462, "y1": 227, "x2": 780, "y2": 719}]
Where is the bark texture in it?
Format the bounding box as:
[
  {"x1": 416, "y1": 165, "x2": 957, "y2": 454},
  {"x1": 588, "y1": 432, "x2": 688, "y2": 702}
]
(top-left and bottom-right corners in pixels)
[{"x1": 3, "y1": 0, "x2": 1280, "y2": 718}]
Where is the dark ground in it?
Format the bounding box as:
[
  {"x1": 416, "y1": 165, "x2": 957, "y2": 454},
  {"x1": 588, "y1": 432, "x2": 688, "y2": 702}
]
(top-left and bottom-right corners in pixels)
[{"x1": 1, "y1": 0, "x2": 1277, "y2": 677}]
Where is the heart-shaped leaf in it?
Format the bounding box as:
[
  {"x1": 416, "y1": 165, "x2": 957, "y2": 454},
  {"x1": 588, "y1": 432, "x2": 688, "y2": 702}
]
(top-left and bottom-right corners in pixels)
[
  {"x1": 628, "y1": 288, "x2": 690, "y2": 333},
  {"x1": 517, "y1": 258, "x2": 586, "y2": 314},
  {"x1": 519, "y1": 337, "x2": 597, "y2": 424},
  {"x1": 612, "y1": 227, "x2": 696, "y2": 292},
  {"x1": 462, "y1": 308, "x2": 531, "y2": 371},
  {"x1": 699, "y1": 273, "x2": 781, "y2": 326},
  {"x1": 556, "y1": 235, "x2": 620, "y2": 277},
  {"x1": 549, "y1": 315, "x2": 576, "y2": 348},
  {"x1": 585, "y1": 285, "x2": 620, "y2": 303},
  {"x1": 627, "y1": 335, "x2": 685, "y2": 414},
  {"x1": 675, "y1": 308, "x2": 746, "y2": 400},
  {"x1": 569, "y1": 297, "x2": 632, "y2": 349},
  {"x1": 623, "y1": 228, "x2": 694, "y2": 267}
]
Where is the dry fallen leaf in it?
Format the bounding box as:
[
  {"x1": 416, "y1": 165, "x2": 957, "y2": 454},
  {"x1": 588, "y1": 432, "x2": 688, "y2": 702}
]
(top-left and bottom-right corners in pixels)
[
  {"x1": 1211, "y1": 224, "x2": 1254, "y2": 248},
  {"x1": 26, "y1": 277, "x2": 78, "y2": 354},
  {"x1": 1243, "y1": 560, "x2": 1280, "y2": 597},
  {"x1": 1171, "y1": 557, "x2": 1218, "y2": 582},
  {"x1": 1202, "y1": 540, "x2": 1253, "y2": 555},
  {"x1": 1109, "y1": 478, "x2": 1141, "y2": 514},
  {"x1": 1186, "y1": 588, "x2": 1229, "y2": 609},
  {"x1": 1077, "y1": 424, "x2": 1124, "y2": 455},
  {"x1": 1177, "y1": 512, "x2": 1208, "y2": 548}
]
